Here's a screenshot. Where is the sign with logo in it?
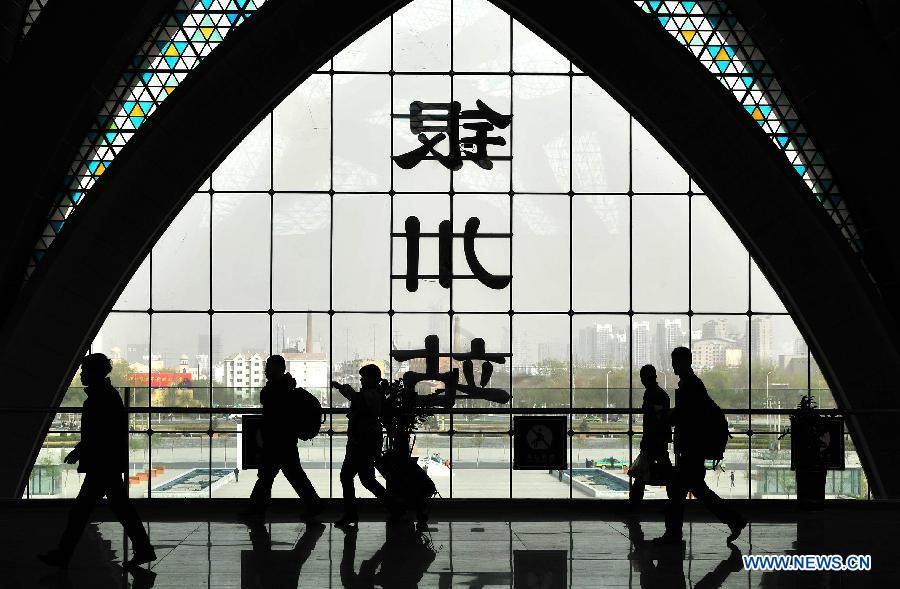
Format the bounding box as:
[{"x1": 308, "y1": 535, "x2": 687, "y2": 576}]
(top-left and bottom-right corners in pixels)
[{"x1": 513, "y1": 416, "x2": 567, "y2": 470}]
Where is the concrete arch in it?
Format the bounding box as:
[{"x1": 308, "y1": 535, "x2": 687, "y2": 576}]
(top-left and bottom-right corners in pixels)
[{"x1": 1, "y1": 0, "x2": 898, "y2": 498}]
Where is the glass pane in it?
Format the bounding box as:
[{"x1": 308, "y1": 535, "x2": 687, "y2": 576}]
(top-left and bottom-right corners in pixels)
[
  {"x1": 211, "y1": 193, "x2": 270, "y2": 310},
  {"x1": 114, "y1": 255, "x2": 149, "y2": 310},
  {"x1": 570, "y1": 434, "x2": 631, "y2": 498},
  {"x1": 272, "y1": 313, "x2": 330, "y2": 392},
  {"x1": 452, "y1": 74, "x2": 512, "y2": 193},
  {"x1": 512, "y1": 76, "x2": 569, "y2": 192},
  {"x1": 512, "y1": 21, "x2": 568, "y2": 72},
  {"x1": 272, "y1": 193, "x2": 330, "y2": 311},
  {"x1": 453, "y1": 313, "x2": 511, "y2": 410},
  {"x1": 332, "y1": 313, "x2": 391, "y2": 411},
  {"x1": 452, "y1": 434, "x2": 509, "y2": 497},
  {"x1": 691, "y1": 195, "x2": 748, "y2": 312},
  {"x1": 752, "y1": 433, "x2": 793, "y2": 499},
  {"x1": 690, "y1": 315, "x2": 749, "y2": 409},
  {"x1": 512, "y1": 441, "x2": 571, "y2": 498},
  {"x1": 572, "y1": 315, "x2": 630, "y2": 409},
  {"x1": 512, "y1": 314, "x2": 569, "y2": 409},
  {"x1": 720, "y1": 434, "x2": 749, "y2": 499},
  {"x1": 749, "y1": 315, "x2": 808, "y2": 411},
  {"x1": 332, "y1": 194, "x2": 390, "y2": 310},
  {"x1": 212, "y1": 313, "x2": 269, "y2": 407},
  {"x1": 150, "y1": 433, "x2": 210, "y2": 498},
  {"x1": 392, "y1": 193, "x2": 451, "y2": 312},
  {"x1": 392, "y1": 75, "x2": 451, "y2": 192},
  {"x1": 151, "y1": 313, "x2": 210, "y2": 407},
  {"x1": 452, "y1": 194, "x2": 510, "y2": 312},
  {"x1": 810, "y1": 352, "x2": 835, "y2": 408},
  {"x1": 152, "y1": 193, "x2": 210, "y2": 310},
  {"x1": 750, "y1": 257, "x2": 787, "y2": 313},
  {"x1": 128, "y1": 433, "x2": 149, "y2": 499},
  {"x1": 390, "y1": 312, "x2": 450, "y2": 380},
  {"x1": 212, "y1": 114, "x2": 271, "y2": 191},
  {"x1": 28, "y1": 432, "x2": 81, "y2": 498},
  {"x1": 572, "y1": 78, "x2": 629, "y2": 193},
  {"x1": 393, "y1": 0, "x2": 451, "y2": 72},
  {"x1": 273, "y1": 75, "x2": 331, "y2": 191},
  {"x1": 632, "y1": 194, "x2": 689, "y2": 311},
  {"x1": 632, "y1": 314, "x2": 689, "y2": 382},
  {"x1": 333, "y1": 17, "x2": 390, "y2": 71},
  {"x1": 513, "y1": 195, "x2": 569, "y2": 311},
  {"x1": 572, "y1": 195, "x2": 629, "y2": 311},
  {"x1": 92, "y1": 312, "x2": 149, "y2": 394},
  {"x1": 333, "y1": 74, "x2": 390, "y2": 191},
  {"x1": 631, "y1": 118, "x2": 688, "y2": 193},
  {"x1": 453, "y1": 0, "x2": 510, "y2": 72}
]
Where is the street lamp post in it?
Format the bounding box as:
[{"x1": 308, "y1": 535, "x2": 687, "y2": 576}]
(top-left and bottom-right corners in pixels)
[{"x1": 765, "y1": 370, "x2": 773, "y2": 431}]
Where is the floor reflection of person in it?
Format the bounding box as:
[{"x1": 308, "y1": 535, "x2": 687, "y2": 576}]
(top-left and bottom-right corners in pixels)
[
  {"x1": 242, "y1": 520, "x2": 325, "y2": 588},
  {"x1": 39, "y1": 354, "x2": 156, "y2": 569},
  {"x1": 340, "y1": 520, "x2": 437, "y2": 589},
  {"x1": 627, "y1": 517, "x2": 743, "y2": 589}
]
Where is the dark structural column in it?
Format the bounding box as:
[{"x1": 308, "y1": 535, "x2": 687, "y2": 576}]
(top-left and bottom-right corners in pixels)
[{"x1": 1, "y1": 0, "x2": 899, "y2": 498}]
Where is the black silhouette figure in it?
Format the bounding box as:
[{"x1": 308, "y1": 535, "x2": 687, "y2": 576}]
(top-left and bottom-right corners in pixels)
[
  {"x1": 331, "y1": 364, "x2": 390, "y2": 528},
  {"x1": 241, "y1": 520, "x2": 324, "y2": 588},
  {"x1": 627, "y1": 517, "x2": 743, "y2": 588},
  {"x1": 654, "y1": 347, "x2": 748, "y2": 544},
  {"x1": 38, "y1": 353, "x2": 156, "y2": 569},
  {"x1": 242, "y1": 355, "x2": 323, "y2": 520},
  {"x1": 630, "y1": 364, "x2": 672, "y2": 507},
  {"x1": 340, "y1": 519, "x2": 437, "y2": 589}
]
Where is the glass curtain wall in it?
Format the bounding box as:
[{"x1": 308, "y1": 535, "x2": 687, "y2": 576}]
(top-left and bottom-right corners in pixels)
[{"x1": 28, "y1": 0, "x2": 865, "y2": 500}]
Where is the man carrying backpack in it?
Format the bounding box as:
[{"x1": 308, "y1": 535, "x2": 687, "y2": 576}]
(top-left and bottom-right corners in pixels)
[
  {"x1": 654, "y1": 347, "x2": 747, "y2": 545},
  {"x1": 241, "y1": 355, "x2": 323, "y2": 520}
]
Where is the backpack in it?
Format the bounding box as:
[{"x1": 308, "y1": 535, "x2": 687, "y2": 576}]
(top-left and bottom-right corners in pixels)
[
  {"x1": 292, "y1": 387, "x2": 326, "y2": 441},
  {"x1": 701, "y1": 399, "x2": 731, "y2": 464}
]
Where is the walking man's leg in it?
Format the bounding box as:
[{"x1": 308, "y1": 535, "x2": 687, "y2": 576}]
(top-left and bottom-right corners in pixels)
[
  {"x1": 105, "y1": 474, "x2": 155, "y2": 563},
  {"x1": 339, "y1": 450, "x2": 360, "y2": 522},
  {"x1": 282, "y1": 454, "x2": 323, "y2": 515},
  {"x1": 247, "y1": 460, "x2": 278, "y2": 515},
  {"x1": 661, "y1": 461, "x2": 690, "y2": 541},
  {"x1": 55, "y1": 474, "x2": 106, "y2": 560}
]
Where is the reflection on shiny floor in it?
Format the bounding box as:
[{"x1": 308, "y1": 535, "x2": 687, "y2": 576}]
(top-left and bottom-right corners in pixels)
[{"x1": 1, "y1": 505, "x2": 897, "y2": 587}]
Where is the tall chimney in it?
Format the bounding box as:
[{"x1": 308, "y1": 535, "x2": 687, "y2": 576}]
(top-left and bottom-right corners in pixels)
[{"x1": 306, "y1": 312, "x2": 313, "y2": 354}]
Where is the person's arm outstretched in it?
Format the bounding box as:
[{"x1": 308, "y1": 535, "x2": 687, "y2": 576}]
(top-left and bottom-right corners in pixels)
[{"x1": 331, "y1": 380, "x2": 357, "y2": 403}]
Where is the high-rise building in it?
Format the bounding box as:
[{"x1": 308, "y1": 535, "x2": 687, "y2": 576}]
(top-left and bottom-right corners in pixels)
[
  {"x1": 702, "y1": 319, "x2": 728, "y2": 340},
  {"x1": 751, "y1": 316, "x2": 773, "y2": 365},
  {"x1": 633, "y1": 321, "x2": 650, "y2": 367},
  {"x1": 655, "y1": 319, "x2": 685, "y2": 367}
]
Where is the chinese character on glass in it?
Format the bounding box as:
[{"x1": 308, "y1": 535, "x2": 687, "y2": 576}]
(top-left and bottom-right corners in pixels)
[
  {"x1": 392, "y1": 99, "x2": 512, "y2": 170},
  {"x1": 393, "y1": 215, "x2": 511, "y2": 292},
  {"x1": 391, "y1": 334, "x2": 511, "y2": 408}
]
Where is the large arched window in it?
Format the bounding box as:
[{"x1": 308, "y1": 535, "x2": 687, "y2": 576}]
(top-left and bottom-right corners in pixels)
[{"x1": 27, "y1": 0, "x2": 866, "y2": 501}]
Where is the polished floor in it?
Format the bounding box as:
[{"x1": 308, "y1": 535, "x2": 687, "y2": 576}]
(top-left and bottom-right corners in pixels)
[{"x1": 1, "y1": 501, "x2": 896, "y2": 588}]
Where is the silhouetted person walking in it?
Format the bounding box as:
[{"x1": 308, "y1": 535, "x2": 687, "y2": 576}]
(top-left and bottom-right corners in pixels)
[
  {"x1": 331, "y1": 364, "x2": 389, "y2": 528},
  {"x1": 39, "y1": 354, "x2": 155, "y2": 569},
  {"x1": 630, "y1": 364, "x2": 671, "y2": 507},
  {"x1": 242, "y1": 355, "x2": 323, "y2": 520},
  {"x1": 654, "y1": 347, "x2": 747, "y2": 544}
]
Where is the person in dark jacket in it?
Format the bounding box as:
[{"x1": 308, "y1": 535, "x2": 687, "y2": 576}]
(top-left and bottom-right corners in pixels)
[
  {"x1": 630, "y1": 364, "x2": 671, "y2": 506},
  {"x1": 331, "y1": 364, "x2": 389, "y2": 528},
  {"x1": 38, "y1": 353, "x2": 155, "y2": 568},
  {"x1": 242, "y1": 355, "x2": 322, "y2": 519},
  {"x1": 654, "y1": 347, "x2": 747, "y2": 544}
]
